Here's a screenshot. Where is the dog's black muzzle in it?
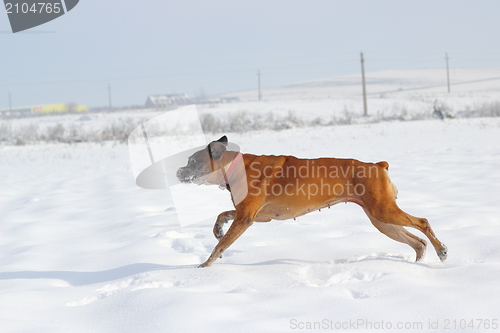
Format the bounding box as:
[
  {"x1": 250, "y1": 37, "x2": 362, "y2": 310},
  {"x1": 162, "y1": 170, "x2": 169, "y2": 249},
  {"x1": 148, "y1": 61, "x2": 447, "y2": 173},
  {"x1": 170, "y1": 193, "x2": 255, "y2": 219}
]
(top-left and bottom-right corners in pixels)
[{"x1": 176, "y1": 166, "x2": 192, "y2": 183}]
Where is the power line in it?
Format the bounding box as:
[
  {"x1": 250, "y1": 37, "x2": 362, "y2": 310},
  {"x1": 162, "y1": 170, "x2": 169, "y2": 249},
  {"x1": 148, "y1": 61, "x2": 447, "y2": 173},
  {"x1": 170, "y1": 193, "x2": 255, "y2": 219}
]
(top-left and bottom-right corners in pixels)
[
  {"x1": 0, "y1": 59, "x2": 359, "y2": 88},
  {"x1": 108, "y1": 83, "x2": 112, "y2": 109},
  {"x1": 3, "y1": 52, "x2": 500, "y2": 88},
  {"x1": 257, "y1": 69, "x2": 261, "y2": 101},
  {"x1": 445, "y1": 52, "x2": 451, "y2": 93},
  {"x1": 360, "y1": 52, "x2": 368, "y2": 117}
]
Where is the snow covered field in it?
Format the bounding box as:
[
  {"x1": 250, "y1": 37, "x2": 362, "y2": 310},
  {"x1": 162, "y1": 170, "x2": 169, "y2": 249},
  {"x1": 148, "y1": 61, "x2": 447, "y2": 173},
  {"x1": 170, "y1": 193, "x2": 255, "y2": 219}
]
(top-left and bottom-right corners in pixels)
[
  {"x1": 3, "y1": 68, "x2": 500, "y2": 145},
  {"x1": 2, "y1": 118, "x2": 500, "y2": 332},
  {"x1": 1, "y1": 68, "x2": 500, "y2": 332}
]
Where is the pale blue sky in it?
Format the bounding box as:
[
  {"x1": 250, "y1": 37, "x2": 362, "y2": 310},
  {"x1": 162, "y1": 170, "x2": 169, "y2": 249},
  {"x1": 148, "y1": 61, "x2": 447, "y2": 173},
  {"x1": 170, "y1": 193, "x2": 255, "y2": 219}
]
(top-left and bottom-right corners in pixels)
[{"x1": 1, "y1": 0, "x2": 500, "y2": 108}]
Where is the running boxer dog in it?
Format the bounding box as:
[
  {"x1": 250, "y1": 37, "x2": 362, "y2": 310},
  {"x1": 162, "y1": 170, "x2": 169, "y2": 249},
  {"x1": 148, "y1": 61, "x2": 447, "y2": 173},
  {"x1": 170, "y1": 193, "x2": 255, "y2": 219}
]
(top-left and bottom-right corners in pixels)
[{"x1": 177, "y1": 136, "x2": 447, "y2": 267}]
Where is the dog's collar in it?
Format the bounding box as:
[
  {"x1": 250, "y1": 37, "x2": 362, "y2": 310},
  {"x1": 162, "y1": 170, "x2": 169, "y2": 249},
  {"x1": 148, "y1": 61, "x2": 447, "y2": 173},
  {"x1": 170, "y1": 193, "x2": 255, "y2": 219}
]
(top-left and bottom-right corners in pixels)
[{"x1": 219, "y1": 152, "x2": 243, "y2": 190}]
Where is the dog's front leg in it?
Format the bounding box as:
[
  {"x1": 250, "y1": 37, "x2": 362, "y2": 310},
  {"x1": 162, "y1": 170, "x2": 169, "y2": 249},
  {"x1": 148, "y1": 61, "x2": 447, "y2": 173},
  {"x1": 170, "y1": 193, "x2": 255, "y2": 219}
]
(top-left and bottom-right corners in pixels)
[
  {"x1": 199, "y1": 214, "x2": 254, "y2": 267},
  {"x1": 213, "y1": 210, "x2": 236, "y2": 259},
  {"x1": 213, "y1": 210, "x2": 236, "y2": 241}
]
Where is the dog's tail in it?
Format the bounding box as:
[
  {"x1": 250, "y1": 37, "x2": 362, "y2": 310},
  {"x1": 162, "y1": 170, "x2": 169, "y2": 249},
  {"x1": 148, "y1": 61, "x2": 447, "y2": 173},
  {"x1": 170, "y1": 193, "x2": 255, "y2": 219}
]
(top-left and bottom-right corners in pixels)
[
  {"x1": 376, "y1": 161, "x2": 389, "y2": 170},
  {"x1": 376, "y1": 161, "x2": 398, "y2": 200}
]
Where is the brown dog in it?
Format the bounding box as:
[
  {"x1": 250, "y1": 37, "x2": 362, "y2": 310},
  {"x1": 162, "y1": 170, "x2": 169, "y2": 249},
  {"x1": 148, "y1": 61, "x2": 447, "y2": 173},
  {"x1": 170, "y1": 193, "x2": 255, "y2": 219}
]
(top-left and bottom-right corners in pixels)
[{"x1": 177, "y1": 136, "x2": 447, "y2": 267}]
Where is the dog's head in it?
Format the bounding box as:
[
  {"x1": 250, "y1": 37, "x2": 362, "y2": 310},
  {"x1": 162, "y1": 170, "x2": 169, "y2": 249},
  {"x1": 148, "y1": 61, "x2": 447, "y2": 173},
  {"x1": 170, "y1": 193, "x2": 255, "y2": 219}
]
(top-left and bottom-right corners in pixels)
[{"x1": 176, "y1": 136, "x2": 228, "y2": 185}]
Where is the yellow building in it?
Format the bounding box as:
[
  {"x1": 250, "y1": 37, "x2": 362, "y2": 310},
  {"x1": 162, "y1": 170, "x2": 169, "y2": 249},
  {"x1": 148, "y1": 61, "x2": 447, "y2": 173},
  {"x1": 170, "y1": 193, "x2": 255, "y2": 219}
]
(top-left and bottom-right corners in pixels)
[{"x1": 31, "y1": 103, "x2": 88, "y2": 114}]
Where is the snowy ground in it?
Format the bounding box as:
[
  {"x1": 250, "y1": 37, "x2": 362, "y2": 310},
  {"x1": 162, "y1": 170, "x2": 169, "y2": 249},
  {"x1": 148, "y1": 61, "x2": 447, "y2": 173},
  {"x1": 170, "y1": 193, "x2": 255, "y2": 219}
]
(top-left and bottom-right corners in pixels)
[
  {"x1": 2, "y1": 115, "x2": 500, "y2": 332},
  {"x1": 217, "y1": 67, "x2": 500, "y2": 119}
]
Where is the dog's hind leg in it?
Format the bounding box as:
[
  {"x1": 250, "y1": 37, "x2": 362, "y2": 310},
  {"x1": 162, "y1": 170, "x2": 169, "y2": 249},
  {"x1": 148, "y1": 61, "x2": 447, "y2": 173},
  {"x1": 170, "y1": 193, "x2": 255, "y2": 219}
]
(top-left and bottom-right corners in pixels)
[
  {"x1": 402, "y1": 211, "x2": 448, "y2": 262},
  {"x1": 366, "y1": 203, "x2": 447, "y2": 262},
  {"x1": 366, "y1": 212, "x2": 427, "y2": 261},
  {"x1": 214, "y1": 210, "x2": 236, "y2": 241}
]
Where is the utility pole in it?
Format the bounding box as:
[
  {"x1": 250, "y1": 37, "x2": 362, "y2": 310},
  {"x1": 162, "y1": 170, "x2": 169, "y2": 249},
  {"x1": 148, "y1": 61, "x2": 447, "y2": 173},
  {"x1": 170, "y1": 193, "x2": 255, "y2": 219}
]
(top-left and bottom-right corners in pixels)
[
  {"x1": 360, "y1": 52, "x2": 368, "y2": 116},
  {"x1": 257, "y1": 69, "x2": 262, "y2": 101},
  {"x1": 8, "y1": 92, "x2": 12, "y2": 112},
  {"x1": 108, "y1": 84, "x2": 112, "y2": 110},
  {"x1": 445, "y1": 52, "x2": 451, "y2": 93}
]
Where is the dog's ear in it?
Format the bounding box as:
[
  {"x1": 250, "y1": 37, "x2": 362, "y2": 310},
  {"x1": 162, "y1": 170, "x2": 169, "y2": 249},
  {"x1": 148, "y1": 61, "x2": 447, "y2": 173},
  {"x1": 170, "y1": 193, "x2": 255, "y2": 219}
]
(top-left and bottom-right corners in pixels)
[
  {"x1": 217, "y1": 136, "x2": 228, "y2": 146},
  {"x1": 208, "y1": 138, "x2": 227, "y2": 160}
]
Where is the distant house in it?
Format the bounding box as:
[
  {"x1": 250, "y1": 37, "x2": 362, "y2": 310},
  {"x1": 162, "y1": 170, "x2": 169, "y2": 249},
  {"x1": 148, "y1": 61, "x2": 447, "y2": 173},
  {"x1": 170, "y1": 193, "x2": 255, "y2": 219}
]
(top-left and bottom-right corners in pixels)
[
  {"x1": 31, "y1": 103, "x2": 88, "y2": 114},
  {"x1": 0, "y1": 103, "x2": 88, "y2": 117},
  {"x1": 145, "y1": 94, "x2": 190, "y2": 108},
  {"x1": 202, "y1": 96, "x2": 240, "y2": 104}
]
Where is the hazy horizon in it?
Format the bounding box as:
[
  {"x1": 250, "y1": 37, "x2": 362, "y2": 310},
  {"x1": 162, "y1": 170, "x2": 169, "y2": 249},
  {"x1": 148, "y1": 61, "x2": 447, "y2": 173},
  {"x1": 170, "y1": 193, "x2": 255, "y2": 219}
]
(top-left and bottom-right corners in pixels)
[{"x1": 2, "y1": 0, "x2": 500, "y2": 108}]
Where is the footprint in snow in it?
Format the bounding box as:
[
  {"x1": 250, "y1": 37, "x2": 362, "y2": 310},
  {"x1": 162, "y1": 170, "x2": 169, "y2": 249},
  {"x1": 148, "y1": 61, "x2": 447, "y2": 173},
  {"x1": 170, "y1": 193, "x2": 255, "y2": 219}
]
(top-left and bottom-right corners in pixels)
[
  {"x1": 296, "y1": 265, "x2": 384, "y2": 287},
  {"x1": 66, "y1": 275, "x2": 174, "y2": 307}
]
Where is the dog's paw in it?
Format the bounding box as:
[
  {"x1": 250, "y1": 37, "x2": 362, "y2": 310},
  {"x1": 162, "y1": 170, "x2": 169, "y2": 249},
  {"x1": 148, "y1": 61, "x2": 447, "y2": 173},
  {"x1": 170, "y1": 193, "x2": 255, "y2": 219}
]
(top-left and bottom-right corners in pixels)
[
  {"x1": 414, "y1": 238, "x2": 427, "y2": 262},
  {"x1": 198, "y1": 261, "x2": 211, "y2": 268},
  {"x1": 437, "y1": 244, "x2": 448, "y2": 262}
]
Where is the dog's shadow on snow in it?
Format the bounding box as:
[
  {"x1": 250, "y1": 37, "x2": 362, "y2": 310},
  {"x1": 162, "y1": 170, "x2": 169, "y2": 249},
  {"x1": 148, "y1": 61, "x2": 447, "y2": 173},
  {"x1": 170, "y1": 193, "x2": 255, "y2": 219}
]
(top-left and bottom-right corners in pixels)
[
  {"x1": 243, "y1": 254, "x2": 445, "y2": 268},
  {"x1": 0, "y1": 263, "x2": 192, "y2": 286},
  {"x1": 0, "y1": 255, "x2": 446, "y2": 286}
]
